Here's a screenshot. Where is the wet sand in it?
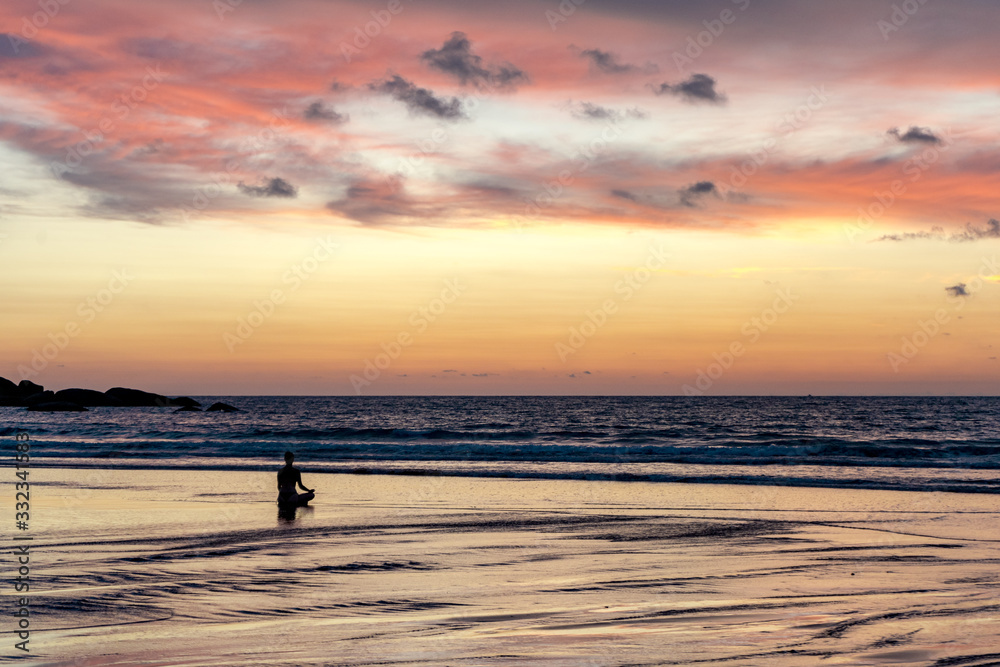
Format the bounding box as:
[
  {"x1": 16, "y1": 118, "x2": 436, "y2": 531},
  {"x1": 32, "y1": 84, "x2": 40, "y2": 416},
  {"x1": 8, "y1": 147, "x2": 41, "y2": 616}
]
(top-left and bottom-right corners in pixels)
[{"x1": 12, "y1": 469, "x2": 1000, "y2": 666}]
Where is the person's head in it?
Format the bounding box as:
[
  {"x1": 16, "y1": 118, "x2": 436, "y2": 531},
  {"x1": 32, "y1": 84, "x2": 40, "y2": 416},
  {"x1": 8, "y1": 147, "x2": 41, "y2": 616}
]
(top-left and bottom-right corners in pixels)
[{"x1": 284, "y1": 451, "x2": 294, "y2": 464}]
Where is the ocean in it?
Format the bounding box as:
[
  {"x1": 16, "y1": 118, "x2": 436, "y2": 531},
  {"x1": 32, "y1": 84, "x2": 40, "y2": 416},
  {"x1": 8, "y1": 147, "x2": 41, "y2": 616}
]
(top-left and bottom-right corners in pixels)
[
  {"x1": 13, "y1": 396, "x2": 1000, "y2": 665},
  {"x1": 7, "y1": 395, "x2": 1000, "y2": 493}
]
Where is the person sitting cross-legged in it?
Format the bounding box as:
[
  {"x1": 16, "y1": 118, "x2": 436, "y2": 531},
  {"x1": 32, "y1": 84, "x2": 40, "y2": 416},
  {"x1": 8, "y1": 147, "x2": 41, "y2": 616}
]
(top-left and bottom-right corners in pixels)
[{"x1": 277, "y1": 451, "x2": 315, "y2": 506}]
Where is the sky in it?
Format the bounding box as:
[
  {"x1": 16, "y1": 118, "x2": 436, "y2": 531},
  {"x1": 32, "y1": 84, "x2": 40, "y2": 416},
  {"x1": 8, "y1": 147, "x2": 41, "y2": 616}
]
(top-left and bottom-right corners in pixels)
[{"x1": 1, "y1": 0, "x2": 998, "y2": 395}]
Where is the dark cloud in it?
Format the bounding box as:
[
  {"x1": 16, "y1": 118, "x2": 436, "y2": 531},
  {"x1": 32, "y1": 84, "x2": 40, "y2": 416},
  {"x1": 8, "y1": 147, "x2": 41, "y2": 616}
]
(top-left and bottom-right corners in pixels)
[
  {"x1": 580, "y1": 48, "x2": 631, "y2": 74},
  {"x1": 608, "y1": 186, "x2": 689, "y2": 212},
  {"x1": 679, "y1": 181, "x2": 718, "y2": 207},
  {"x1": 3, "y1": 119, "x2": 329, "y2": 225},
  {"x1": 238, "y1": 177, "x2": 298, "y2": 198},
  {"x1": 946, "y1": 283, "x2": 969, "y2": 297},
  {"x1": 877, "y1": 227, "x2": 945, "y2": 242},
  {"x1": 126, "y1": 139, "x2": 166, "y2": 159},
  {"x1": 304, "y1": 101, "x2": 348, "y2": 123},
  {"x1": 572, "y1": 102, "x2": 617, "y2": 120},
  {"x1": 49, "y1": 151, "x2": 196, "y2": 224},
  {"x1": 652, "y1": 74, "x2": 726, "y2": 104},
  {"x1": 369, "y1": 75, "x2": 465, "y2": 120},
  {"x1": 79, "y1": 194, "x2": 168, "y2": 224},
  {"x1": 326, "y1": 175, "x2": 433, "y2": 225},
  {"x1": 685, "y1": 181, "x2": 717, "y2": 194},
  {"x1": 877, "y1": 219, "x2": 1000, "y2": 242},
  {"x1": 0, "y1": 33, "x2": 44, "y2": 59},
  {"x1": 327, "y1": 177, "x2": 405, "y2": 223},
  {"x1": 579, "y1": 48, "x2": 658, "y2": 75},
  {"x1": 570, "y1": 102, "x2": 647, "y2": 121},
  {"x1": 327, "y1": 173, "x2": 528, "y2": 226},
  {"x1": 888, "y1": 126, "x2": 941, "y2": 144},
  {"x1": 421, "y1": 32, "x2": 527, "y2": 89}
]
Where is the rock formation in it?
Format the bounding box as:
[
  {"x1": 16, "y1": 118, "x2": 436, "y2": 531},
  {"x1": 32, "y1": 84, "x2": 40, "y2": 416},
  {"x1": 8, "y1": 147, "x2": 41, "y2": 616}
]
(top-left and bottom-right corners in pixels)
[
  {"x1": 0, "y1": 377, "x2": 218, "y2": 411},
  {"x1": 205, "y1": 402, "x2": 240, "y2": 413}
]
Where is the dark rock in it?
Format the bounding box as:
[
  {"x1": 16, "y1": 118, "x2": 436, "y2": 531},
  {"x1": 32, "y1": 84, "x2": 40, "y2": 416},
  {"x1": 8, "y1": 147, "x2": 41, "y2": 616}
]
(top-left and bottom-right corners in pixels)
[
  {"x1": 174, "y1": 406, "x2": 202, "y2": 412},
  {"x1": 104, "y1": 387, "x2": 178, "y2": 407},
  {"x1": 28, "y1": 401, "x2": 88, "y2": 412},
  {"x1": 206, "y1": 402, "x2": 240, "y2": 413},
  {"x1": 171, "y1": 396, "x2": 201, "y2": 408},
  {"x1": 0, "y1": 377, "x2": 23, "y2": 405},
  {"x1": 105, "y1": 386, "x2": 165, "y2": 406},
  {"x1": 23, "y1": 391, "x2": 55, "y2": 407},
  {"x1": 54, "y1": 388, "x2": 120, "y2": 407},
  {"x1": 0, "y1": 381, "x2": 203, "y2": 409},
  {"x1": 0, "y1": 376, "x2": 18, "y2": 397},
  {"x1": 103, "y1": 387, "x2": 198, "y2": 408},
  {"x1": 18, "y1": 380, "x2": 44, "y2": 398}
]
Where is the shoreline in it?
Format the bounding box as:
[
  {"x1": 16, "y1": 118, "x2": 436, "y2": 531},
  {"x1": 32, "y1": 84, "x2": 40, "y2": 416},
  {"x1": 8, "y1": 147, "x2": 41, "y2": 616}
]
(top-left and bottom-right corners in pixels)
[{"x1": 22, "y1": 457, "x2": 1000, "y2": 495}]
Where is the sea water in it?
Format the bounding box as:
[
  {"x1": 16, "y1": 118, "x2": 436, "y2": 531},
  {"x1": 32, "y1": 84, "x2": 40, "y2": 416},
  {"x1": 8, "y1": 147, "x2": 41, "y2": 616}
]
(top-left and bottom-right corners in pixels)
[{"x1": 6, "y1": 396, "x2": 1000, "y2": 493}]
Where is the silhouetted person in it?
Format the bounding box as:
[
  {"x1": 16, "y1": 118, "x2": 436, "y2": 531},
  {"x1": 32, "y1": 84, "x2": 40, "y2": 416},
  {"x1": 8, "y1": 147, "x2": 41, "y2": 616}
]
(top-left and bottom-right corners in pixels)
[{"x1": 277, "y1": 451, "x2": 315, "y2": 507}]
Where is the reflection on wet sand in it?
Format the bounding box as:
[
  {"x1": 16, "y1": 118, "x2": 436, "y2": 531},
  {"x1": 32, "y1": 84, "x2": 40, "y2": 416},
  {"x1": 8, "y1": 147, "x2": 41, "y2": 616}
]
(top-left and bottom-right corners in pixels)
[
  {"x1": 24, "y1": 469, "x2": 1000, "y2": 666},
  {"x1": 278, "y1": 504, "x2": 314, "y2": 522}
]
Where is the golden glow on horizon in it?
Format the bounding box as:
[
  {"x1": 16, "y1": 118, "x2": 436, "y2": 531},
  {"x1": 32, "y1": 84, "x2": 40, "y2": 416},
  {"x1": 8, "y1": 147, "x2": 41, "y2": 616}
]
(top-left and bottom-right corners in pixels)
[{"x1": 1, "y1": 215, "x2": 996, "y2": 395}]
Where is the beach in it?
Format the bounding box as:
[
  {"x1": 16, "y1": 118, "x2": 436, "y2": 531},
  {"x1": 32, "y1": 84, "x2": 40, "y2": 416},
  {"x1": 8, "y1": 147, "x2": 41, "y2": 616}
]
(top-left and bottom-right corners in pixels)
[
  {"x1": 13, "y1": 468, "x2": 1000, "y2": 666},
  {"x1": 6, "y1": 0, "x2": 1000, "y2": 662}
]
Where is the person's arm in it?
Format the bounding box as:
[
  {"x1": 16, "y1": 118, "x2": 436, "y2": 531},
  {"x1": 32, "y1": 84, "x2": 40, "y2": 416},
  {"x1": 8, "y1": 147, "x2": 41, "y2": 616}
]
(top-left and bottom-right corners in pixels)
[{"x1": 296, "y1": 469, "x2": 314, "y2": 493}]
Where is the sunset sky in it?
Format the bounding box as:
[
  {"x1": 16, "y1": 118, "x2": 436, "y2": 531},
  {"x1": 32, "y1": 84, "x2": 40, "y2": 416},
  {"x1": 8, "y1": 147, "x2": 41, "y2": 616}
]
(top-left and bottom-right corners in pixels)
[{"x1": 1, "y1": 0, "x2": 998, "y2": 395}]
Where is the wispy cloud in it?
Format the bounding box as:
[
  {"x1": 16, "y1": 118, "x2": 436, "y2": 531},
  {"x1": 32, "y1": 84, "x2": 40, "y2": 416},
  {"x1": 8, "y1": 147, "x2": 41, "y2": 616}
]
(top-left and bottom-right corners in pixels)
[
  {"x1": 326, "y1": 175, "x2": 454, "y2": 225},
  {"x1": 568, "y1": 101, "x2": 647, "y2": 121},
  {"x1": 611, "y1": 189, "x2": 639, "y2": 201},
  {"x1": 579, "y1": 48, "x2": 657, "y2": 75},
  {"x1": 0, "y1": 33, "x2": 45, "y2": 58},
  {"x1": 0, "y1": 0, "x2": 998, "y2": 236},
  {"x1": 877, "y1": 219, "x2": 1000, "y2": 242}
]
